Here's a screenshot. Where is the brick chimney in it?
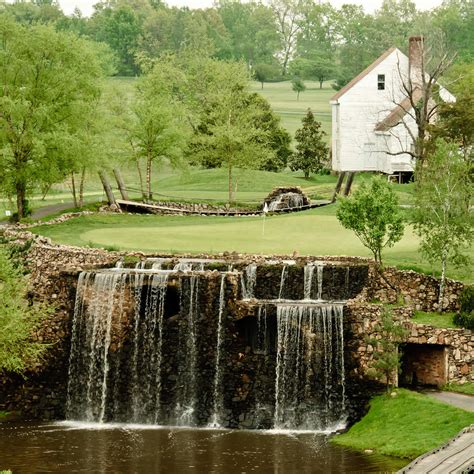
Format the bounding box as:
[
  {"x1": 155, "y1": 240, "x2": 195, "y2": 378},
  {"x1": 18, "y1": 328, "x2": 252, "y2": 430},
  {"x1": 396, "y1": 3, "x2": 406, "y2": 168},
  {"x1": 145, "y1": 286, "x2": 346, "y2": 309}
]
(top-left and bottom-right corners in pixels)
[{"x1": 409, "y1": 36, "x2": 424, "y2": 88}]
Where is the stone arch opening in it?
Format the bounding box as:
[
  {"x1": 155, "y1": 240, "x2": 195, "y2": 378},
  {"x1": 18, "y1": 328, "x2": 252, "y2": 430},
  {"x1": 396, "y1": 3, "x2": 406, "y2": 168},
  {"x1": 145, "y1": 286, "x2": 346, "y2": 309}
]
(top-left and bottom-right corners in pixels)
[{"x1": 400, "y1": 343, "x2": 447, "y2": 387}]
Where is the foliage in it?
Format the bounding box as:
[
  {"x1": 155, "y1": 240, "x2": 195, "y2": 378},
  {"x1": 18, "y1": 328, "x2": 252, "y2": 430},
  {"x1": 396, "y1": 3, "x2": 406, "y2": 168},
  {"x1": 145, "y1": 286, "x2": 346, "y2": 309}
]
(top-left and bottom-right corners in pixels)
[
  {"x1": 288, "y1": 109, "x2": 328, "y2": 178},
  {"x1": 453, "y1": 311, "x2": 474, "y2": 330},
  {"x1": 413, "y1": 140, "x2": 473, "y2": 309},
  {"x1": 336, "y1": 177, "x2": 405, "y2": 267},
  {"x1": 253, "y1": 63, "x2": 280, "y2": 89},
  {"x1": 0, "y1": 17, "x2": 102, "y2": 220},
  {"x1": 458, "y1": 285, "x2": 474, "y2": 314},
  {"x1": 184, "y1": 61, "x2": 275, "y2": 202},
  {"x1": 291, "y1": 76, "x2": 306, "y2": 100},
  {"x1": 332, "y1": 389, "x2": 474, "y2": 459},
  {"x1": 367, "y1": 308, "x2": 408, "y2": 392},
  {"x1": 0, "y1": 245, "x2": 46, "y2": 373}
]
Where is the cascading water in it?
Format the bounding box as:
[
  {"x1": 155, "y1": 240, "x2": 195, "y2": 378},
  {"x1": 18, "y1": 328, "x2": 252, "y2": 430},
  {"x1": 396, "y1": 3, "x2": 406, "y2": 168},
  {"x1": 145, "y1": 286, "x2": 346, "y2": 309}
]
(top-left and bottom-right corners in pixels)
[
  {"x1": 273, "y1": 304, "x2": 346, "y2": 431},
  {"x1": 209, "y1": 274, "x2": 227, "y2": 427},
  {"x1": 65, "y1": 258, "x2": 362, "y2": 431},
  {"x1": 241, "y1": 263, "x2": 257, "y2": 299}
]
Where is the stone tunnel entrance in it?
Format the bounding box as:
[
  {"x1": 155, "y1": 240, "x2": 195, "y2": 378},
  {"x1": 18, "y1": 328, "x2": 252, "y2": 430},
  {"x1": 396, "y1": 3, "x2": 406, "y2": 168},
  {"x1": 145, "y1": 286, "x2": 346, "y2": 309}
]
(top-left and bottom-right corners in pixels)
[{"x1": 400, "y1": 343, "x2": 447, "y2": 387}]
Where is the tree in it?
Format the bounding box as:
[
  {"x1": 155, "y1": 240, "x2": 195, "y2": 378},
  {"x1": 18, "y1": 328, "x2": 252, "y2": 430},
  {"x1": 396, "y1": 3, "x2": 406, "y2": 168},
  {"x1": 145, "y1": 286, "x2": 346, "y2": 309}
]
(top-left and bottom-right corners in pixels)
[
  {"x1": 290, "y1": 55, "x2": 334, "y2": 89},
  {"x1": 336, "y1": 177, "x2": 405, "y2": 272},
  {"x1": 288, "y1": 109, "x2": 327, "y2": 178},
  {"x1": 189, "y1": 61, "x2": 274, "y2": 203},
  {"x1": 270, "y1": 0, "x2": 303, "y2": 75},
  {"x1": 413, "y1": 139, "x2": 472, "y2": 310},
  {"x1": 112, "y1": 68, "x2": 190, "y2": 201},
  {"x1": 367, "y1": 308, "x2": 408, "y2": 393},
  {"x1": 0, "y1": 17, "x2": 102, "y2": 220},
  {"x1": 0, "y1": 246, "x2": 46, "y2": 373},
  {"x1": 291, "y1": 76, "x2": 306, "y2": 100},
  {"x1": 253, "y1": 63, "x2": 279, "y2": 89}
]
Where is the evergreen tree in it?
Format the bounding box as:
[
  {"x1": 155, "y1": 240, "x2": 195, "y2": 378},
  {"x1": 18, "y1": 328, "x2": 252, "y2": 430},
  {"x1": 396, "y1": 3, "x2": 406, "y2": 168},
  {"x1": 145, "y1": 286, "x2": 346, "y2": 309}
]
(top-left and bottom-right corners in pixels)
[{"x1": 289, "y1": 109, "x2": 328, "y2": 178}]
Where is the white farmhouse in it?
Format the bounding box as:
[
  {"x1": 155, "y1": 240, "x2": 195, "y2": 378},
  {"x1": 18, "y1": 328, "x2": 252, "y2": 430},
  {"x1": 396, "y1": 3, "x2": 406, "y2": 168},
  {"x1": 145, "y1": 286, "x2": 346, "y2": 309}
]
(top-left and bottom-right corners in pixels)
[{"x1": 330, "y1": 36, "x2": 454, "y2": 179}]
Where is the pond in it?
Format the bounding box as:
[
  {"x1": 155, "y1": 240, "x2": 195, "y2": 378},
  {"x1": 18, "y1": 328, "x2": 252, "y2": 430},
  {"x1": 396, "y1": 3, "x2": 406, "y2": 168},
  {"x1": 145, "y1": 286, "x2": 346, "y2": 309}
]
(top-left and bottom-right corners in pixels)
[{"x1": 0, "y1": 422, "x2": 406, "y2": 473}]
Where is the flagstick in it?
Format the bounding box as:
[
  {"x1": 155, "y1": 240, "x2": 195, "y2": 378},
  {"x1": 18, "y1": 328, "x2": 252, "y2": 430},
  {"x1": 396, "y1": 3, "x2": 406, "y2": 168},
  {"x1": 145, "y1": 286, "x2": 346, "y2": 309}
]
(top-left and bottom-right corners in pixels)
[{"x1": 262, "y1": 202, "x2": 269, "y2": 237}]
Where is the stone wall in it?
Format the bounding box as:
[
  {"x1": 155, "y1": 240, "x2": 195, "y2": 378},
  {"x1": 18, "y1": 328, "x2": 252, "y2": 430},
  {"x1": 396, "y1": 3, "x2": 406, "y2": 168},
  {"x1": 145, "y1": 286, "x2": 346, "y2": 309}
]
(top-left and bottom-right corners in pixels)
[
  {"x1": 360, "y1": 266, "x2": 464, "y2": 312},
  {"x1": 345, "y1": 303, "x2": 473, "y2": 386}
]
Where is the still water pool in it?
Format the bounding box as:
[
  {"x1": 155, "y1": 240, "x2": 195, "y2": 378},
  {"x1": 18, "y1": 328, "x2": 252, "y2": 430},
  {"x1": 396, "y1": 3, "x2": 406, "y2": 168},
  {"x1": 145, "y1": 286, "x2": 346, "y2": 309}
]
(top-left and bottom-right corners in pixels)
[{"x1": 0, "y1": 422, "x2": 406, "y2": 473}]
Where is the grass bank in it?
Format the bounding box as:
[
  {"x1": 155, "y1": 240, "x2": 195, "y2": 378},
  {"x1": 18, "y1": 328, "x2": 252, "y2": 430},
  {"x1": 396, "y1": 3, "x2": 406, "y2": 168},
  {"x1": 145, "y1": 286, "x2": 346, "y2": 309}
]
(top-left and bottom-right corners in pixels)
[
  {"x1": 332, "y1": 389, "x2": 474, "y2": 459},
  {"x1": 31, "y1": 207, "x2": 473, "y2": 283},
  {"x1": 412, "y1": 311, "x2": 457, "y2": 328},
  {"x1": 443, "y1": 383, "x2": 474, "y2": 396}
]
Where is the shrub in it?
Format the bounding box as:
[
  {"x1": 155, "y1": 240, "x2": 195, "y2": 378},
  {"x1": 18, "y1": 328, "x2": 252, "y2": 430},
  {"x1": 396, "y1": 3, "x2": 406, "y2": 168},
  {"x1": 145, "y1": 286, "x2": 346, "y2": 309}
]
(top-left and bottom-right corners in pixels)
[
  {"x1": 458, "y1": 286, "x2": 474, "y2": 313},
  {"x1": 453, "y1": 312, "x2": 474, "y2": 330}
]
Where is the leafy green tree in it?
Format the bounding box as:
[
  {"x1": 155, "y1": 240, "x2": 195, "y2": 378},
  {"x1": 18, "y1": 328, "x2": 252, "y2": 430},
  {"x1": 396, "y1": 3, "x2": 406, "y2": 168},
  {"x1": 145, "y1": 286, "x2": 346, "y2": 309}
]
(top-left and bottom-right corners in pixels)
[
  {"x1": 0, "y1": 17, "x2": 102, "y2": 220},
  {"x1": 189, "y1": 61, "x2": 274, "y2": 203},
  {"x1": 413, "y1": 139, "x2": 472, "y2": 310},
  {"x1": 89, "y1": 3, "x2": 142, "y2": 75},
  {"x1": 290, "y1": 54, "x2": 334, "y2": 89},
  {"x1": 291, "y1": 76, "x2": 306, "y2": 100},
  {"x1": 289, "y1": 109, "x2": 327, "y2": 178},
  {"x1": 113, "y1": 71, "x2": 190, "y2": 200},
  {"x1": 367, "y1": 308, "x2": 408, "y2": 393},
  {"x1": 336, "y1": 177, "x2": 405, "y2": 271},
  {"x1": 0, "y1": 246, "x2": 46, "y2": 373},
  {"x1": 253, "y1": 63, "x2": 279, "y2": 89}
]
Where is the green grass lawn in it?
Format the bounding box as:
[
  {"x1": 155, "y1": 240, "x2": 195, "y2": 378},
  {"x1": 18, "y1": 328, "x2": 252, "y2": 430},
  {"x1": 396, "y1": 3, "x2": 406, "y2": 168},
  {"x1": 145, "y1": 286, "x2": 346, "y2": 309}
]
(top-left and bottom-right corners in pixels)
[
  {"x1": 332, "y1": 389, "x2": 474, "y2": 459},
  {"x1": 443, "y1": 383, "x2": 474, "y2": 396},
  {"x1": 412, "y1": 311, "x2": 458, "y2": 328},
  {"x1": 31, "y1": 206, "x2": 473, "y2": 282}
]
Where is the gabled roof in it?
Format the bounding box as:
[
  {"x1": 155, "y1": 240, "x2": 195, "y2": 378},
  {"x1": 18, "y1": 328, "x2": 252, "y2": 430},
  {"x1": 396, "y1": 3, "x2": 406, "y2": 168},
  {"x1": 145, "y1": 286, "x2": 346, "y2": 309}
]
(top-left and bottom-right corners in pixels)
[
  {"x1": 331, "y1": 47, "x2": 399, "y2": 102},
  {"x1": 374, "y1": 88, "x2": 423, "y2": 132}
]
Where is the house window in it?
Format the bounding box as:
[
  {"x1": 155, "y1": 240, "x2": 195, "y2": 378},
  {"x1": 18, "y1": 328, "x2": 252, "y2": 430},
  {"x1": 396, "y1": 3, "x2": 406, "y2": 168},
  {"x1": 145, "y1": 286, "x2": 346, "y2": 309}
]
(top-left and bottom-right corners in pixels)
[{"x1": 378, "y1": 74, "x2": 385, "y2": 90}]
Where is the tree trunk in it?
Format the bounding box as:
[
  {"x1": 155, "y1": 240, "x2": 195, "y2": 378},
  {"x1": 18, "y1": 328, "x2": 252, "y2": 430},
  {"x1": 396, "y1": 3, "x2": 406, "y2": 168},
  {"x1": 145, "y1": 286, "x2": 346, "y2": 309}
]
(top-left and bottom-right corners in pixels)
[
  {"x1": 261, "y1": 81, "x2": 264, "y2": 90},
  {"x1": 438, "y1": 252, "x2": 447, "y2": 312},
  {"x1": 79, "y1": 166, "x2": 86, "y2": 208},
  {"x1": 304, "y1": 170, "x2": 310, "y2": 179},
  {"x1": 98, "y1": 171, "x2": 116, "y2": 207},
  {"x1": 15, "y1": 180, "x2": 27, "y2": 221},
  {"x1": 228, "y1": 161, "x2": 233, "y2": 204},
  {"x1": 319, "y1": 80, "x2": 323, "y2": 89},
  {"x1": 297, "y1": 91, "x2": 300, "y2": 101},
  {"x1": 113, "y1": 168, "x2": 129, "y2": 200},
  {"x1": 146, "y1": 155, "x2": 152, "y2": 201},
  {"x1": 136, "y1": 159, "x2": 146, "y2": 200},
  {"x1": 71, "y1": 172, "x2": 78, "y2": 208}
]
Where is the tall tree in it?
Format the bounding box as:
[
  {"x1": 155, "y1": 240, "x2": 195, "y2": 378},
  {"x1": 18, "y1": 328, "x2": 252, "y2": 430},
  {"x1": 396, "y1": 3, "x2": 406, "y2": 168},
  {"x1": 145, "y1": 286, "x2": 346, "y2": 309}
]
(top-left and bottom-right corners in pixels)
[
  {"x1": 0, "y1": 17, "x2": 102, "y2": 219},
  {"x1": 291, "y1": 76, "x2": 306, "y2": 100},
  {"x1": 189, "y1": 61, "x2": 274, "y2": 203},
  {"x1": 270, "y1": 0, "x2": 304, "y2": 75},
  {"x1": 289, "y1": 109, "x2": 327, "y2": 178},
  {"x1": 413, "y1": 139, "x2": 472, "y2": 310}
]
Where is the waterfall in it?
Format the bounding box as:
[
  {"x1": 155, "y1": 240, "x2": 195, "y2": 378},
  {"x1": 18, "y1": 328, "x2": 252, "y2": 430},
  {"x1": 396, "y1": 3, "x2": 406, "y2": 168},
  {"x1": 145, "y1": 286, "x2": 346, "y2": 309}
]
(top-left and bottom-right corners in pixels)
[
  {"x1": 66, "y1": 271, "x2": 128, "y2": 422},
  {"x1": 131, "y1": 272, "x2": 169, "y2": 423},
  {"x1": 241, "y1": 263, "x2": 257, "y2": 299},
  {"x1": 173, "y1": 275, "x2": 199, "y2": 425},
  {"x1": 316, "y1": 264, "x2": 324, "y2": 301},
  {"x1": 273, "y1": 304, "x2": 346, "y2": 431},
  {"x1": 278, "y1": 265, "x2": 287, "y2": 300},
  {"x1": 209, "y1": 274, "x2": 227, "y2": 427},
  {"x1": 303, "y1": 264, "x2": 315, "y2": 300}
]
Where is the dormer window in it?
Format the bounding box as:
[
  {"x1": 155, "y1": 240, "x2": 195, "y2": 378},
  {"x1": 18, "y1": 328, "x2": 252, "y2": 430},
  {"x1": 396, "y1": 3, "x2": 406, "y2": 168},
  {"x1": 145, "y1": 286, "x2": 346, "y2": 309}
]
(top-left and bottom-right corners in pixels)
[{"x1": 378, "y1": 74, "x2": 385, "y2": 90}]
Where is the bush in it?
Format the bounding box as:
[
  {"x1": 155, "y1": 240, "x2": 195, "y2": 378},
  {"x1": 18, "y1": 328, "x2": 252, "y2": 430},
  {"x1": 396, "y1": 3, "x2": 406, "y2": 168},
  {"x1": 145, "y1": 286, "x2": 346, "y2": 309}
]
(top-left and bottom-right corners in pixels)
[
  {"x1": 453, "y1": 312, "x2": 474, "y2": 330},
  {"x1": 458, "y1": 286, "x2": 474, "y2": 313}
]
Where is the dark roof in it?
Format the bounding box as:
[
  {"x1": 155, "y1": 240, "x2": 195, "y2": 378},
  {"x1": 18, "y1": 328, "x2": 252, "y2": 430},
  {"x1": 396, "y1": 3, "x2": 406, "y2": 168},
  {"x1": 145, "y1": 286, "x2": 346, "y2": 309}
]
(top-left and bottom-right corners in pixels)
[
  {"x1": 331, "y1": 47, "x2": 398, "y2": 102},
  {"x1": 374, "y1": 88, "x2": 423, "y2": 132}
]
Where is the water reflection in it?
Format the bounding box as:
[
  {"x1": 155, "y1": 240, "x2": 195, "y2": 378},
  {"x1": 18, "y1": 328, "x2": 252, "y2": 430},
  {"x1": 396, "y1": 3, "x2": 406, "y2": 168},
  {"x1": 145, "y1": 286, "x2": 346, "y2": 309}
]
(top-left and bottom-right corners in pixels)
[{"x1": 0, "y1": 422, "x2": 406, "y2": 473}]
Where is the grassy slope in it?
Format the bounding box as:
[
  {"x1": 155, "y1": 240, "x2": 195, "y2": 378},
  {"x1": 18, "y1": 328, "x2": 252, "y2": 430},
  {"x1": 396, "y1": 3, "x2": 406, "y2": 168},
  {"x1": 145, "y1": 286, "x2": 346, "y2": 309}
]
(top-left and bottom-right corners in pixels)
[
  {"x1": 332, "y1": 389, "x2": 474, "y2": 459},
  {"x1": 412, "y1": 311, "x2": 457, "y2": 328},
  {"x1": 31, "y1": 206, "x2": 473, "y2": 282},
  {"x1": 443, "y1": 383, "x2": 474, "y2": 396}
]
